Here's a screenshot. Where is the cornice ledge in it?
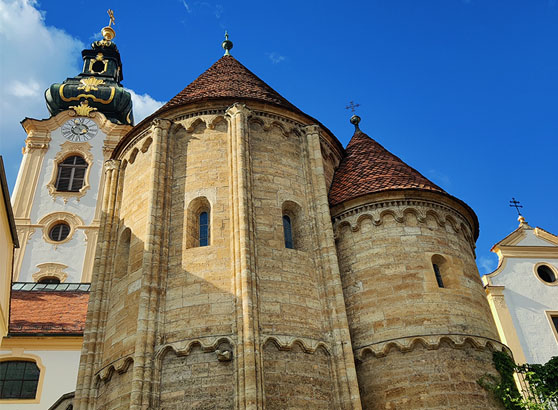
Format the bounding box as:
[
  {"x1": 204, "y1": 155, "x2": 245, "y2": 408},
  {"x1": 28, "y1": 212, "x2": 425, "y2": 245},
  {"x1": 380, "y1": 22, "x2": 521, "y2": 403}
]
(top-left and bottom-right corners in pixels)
[{"x1": 355, "y1": 334, "x2": 508, "y2": 361}]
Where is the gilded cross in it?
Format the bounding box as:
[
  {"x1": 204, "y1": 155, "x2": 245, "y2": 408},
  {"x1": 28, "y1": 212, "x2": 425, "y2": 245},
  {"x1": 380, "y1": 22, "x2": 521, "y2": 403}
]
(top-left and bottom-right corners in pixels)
[
  {"x1": 345, "y1": 101, "x2": 360, "y2": 113},
  {"x1": 509, "y1": 197, "x2": 523, "y2": 216},
  {"x1": 108, "y1": 9, "x2": 115, "y2": 27}
]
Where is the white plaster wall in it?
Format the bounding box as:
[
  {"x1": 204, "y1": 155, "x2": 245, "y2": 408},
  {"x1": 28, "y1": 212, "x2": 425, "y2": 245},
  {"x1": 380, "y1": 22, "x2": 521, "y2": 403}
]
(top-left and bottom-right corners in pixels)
[
  {"x1": 491, "y1": 257, "x2": 558, "y2": 364},
  {"x1": 0, "y1": 349, "x2": 81, "y2": 410},
  {"x1": 18, "y1": 121, "x2": 106, "y2": 283}
]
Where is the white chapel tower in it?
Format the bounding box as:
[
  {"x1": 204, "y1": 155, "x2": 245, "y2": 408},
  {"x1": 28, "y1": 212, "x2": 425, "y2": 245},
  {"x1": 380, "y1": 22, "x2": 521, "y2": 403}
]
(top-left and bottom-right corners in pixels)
[
  {"x1": 0, "y1": 18, "x2": 132, "y2": 408},
  {"x1": 11, "y1": 22, "x2": 132, "y2": 285}
]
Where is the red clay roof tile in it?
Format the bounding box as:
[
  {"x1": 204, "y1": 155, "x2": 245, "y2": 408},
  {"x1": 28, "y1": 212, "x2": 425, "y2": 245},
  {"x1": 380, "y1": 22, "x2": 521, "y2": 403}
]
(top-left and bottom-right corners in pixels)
[
  {"x1": 154, "y1": 55, "x2": 302, "y2": 115},
  {"x1": 329, "y1": 130, "x2": 445, "y2": 206},
  {"x1": 9, "y1": 291, "x2": 89, "y2": 335}
]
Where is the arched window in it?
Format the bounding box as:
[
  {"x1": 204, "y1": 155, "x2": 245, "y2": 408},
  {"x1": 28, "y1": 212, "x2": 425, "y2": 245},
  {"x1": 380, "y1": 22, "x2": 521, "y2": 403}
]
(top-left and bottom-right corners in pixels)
[
  {"x1": 199, "y1": 211, "x2": 209, "y2": 247},
  {"x1": 283, "y1": 215, "x2": 294, "y2": 249},
  {"x1": 0, "y1": 360, "x2": 40, "y2": 399},
  {"x1": 55, "y1": 155, "x2": 88, "y2": 192}
]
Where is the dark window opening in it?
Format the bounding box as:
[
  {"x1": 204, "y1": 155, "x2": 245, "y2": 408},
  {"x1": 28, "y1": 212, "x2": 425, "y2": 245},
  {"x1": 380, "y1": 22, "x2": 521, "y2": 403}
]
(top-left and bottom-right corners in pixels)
[
  {"x1": 91, "y1": 60, "x2": 105, "y2": 73},
  {"x1": 537, "y1": 265, "x2": 557, "y2": 284},
  {"x1": 37, "y1": 277, "x2": 60, "y2": 284},
  {"x1": 283, "y1": 215, "x2": 293, "y2": 249},
  {"x1": 552, "y1": 315, "x2": 558, "y2": 334},
  {"x1": 199, "y1": 211, "x2": 209, "y2": 247},
  {"x1": 49, "y1": 223, "x2": 70, "y2": 242},
  {"x1": 55, "y1": 156, "x2": 87, "y2": 192},
  {"x1": 433, "y1": 263, "x2": 444, "y2": 288},
  {"x1": 0, "y1": 360, "x2": 40, "y2": 399}
]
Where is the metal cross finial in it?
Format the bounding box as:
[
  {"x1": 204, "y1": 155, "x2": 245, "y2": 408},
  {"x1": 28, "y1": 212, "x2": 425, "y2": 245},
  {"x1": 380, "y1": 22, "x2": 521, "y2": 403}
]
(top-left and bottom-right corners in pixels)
[
  {"x1": 108, "y1": 9, "x2": 115, "y2": 27},
  {"x1": 509, "y1": 197, "x2": 523, "y2": 216},
  {"x1": 345, "y1": 101, "x2": 360, "y2": 113}
]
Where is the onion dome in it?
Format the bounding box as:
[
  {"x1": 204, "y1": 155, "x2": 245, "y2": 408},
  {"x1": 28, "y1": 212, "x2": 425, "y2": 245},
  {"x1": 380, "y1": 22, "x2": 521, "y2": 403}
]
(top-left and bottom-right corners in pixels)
[
  {"x1": 45, "y1": 23, "x2": 133, "y2": 125},
  {"x1": 329, "y1": 116, "x2": 446, "y2": 206}
]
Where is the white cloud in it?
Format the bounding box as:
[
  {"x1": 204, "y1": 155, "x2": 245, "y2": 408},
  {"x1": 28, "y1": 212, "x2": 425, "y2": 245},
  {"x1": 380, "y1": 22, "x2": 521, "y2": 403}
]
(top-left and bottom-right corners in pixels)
[
  {"x1": 126, "y1": 89, "x2": 165, "y2": 124},
  {"x1": 266, "y1": 52, "x2": 286, "y2": 64},
  {"x1": 9, "y1": 80, "x2": 41, "y2": 97},
  {"x1": 478, "y1": 256, "x2": 497, "y2": 275},
  {"x1": 0, "y1": 0, "x2": 84, "y2": 183},
  {"x1": 0, "y1": 0, "x2": 165, "y2": 188},
  {"x1": 427, "y1": 169, "x2": 451, "y2": 187}
]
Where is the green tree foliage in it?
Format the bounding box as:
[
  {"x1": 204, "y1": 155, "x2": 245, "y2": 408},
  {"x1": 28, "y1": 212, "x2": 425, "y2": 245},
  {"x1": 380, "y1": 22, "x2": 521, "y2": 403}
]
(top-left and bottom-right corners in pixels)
[{"x1": 478, "y1": 352, "x2": 558, "y2": 410}]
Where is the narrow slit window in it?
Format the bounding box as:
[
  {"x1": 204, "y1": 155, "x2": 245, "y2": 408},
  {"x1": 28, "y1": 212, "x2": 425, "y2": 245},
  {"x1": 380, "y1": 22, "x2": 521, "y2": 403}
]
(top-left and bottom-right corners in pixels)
[
  {"x1": 199, "y1": 211, "x2": 209, "y2": 247},
  {"x1": 433, "y1": 263, "x2": 444, "y2": 288},
  {"x1": 55, "y1": 155, "x2": 88, "y2": 192},
  {"x1": 283, "y1": 215, "x2": 293, "y2": 249}
]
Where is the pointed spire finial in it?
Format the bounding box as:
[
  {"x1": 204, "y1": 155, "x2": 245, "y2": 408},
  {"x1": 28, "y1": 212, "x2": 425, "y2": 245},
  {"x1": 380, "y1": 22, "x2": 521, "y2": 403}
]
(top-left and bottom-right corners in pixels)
[{"x1": 222, "y1": 31, "x2": 233, "y2": 56}]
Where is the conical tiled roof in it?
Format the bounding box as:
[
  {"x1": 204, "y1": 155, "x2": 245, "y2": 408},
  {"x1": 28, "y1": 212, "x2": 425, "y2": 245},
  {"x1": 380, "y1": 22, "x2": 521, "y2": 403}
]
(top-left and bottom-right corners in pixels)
[
  {"x1": 329, "y1": 129, "x2": 445, "y2": 206},
  {"x1": 154, "y1": 55, "x2": 301, "y2": 115}
]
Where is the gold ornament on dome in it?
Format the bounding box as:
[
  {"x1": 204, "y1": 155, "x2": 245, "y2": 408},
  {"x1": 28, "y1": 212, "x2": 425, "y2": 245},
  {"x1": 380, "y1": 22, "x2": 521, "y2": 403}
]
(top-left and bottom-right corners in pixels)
[
  {"x1": 78, "y1": 77, "x2": 105, "y2": 92},
  {"x1": 70, "y1": 100, "x2": 97, "y2": 117},
  {"x1": 101, "y1": 9, "x2": 116, "y2": 41}
]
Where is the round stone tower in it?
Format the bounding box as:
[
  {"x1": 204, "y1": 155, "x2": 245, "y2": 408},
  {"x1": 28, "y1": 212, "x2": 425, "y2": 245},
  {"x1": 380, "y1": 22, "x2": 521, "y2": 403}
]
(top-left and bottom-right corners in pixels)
[
  {"x1": 74, "y1": 43, "x2": 361, "y2": 409},
  {"x1": 329, "y1": 116, "x2": 506, "y2": 409}
]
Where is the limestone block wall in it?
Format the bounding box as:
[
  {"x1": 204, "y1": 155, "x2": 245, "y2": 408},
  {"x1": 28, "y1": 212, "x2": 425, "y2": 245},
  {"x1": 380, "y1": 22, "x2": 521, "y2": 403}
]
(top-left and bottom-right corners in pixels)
[
  {"x1": 76, "y1": 104, "x2": 360, "y2": 410},
  {"x1": 333, "y1": 191, "x2": 505, "y2": 409}
]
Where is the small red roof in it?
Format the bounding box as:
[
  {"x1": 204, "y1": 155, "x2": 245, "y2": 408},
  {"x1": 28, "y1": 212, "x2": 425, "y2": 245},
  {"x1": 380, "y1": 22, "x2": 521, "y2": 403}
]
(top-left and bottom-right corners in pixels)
[
  {"x1": 154, "y1": 55, "x2": 301, "y2": 115},
  {"x1": 329, "y1": 129, "x2": 445, "y2": 206},
  {"x1": 9, "y1": 291, "x2": 89, "y2": 335}
]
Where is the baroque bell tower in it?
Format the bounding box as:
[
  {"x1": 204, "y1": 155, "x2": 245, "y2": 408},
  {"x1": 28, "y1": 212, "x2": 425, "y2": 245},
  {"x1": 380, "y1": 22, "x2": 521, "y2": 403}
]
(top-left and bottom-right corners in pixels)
[{"x1": 11, "y1": 14, "x2": 132, "y2": 285}]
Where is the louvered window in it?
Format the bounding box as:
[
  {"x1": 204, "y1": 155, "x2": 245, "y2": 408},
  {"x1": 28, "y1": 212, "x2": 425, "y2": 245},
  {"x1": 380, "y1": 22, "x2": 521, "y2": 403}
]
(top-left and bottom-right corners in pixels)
[
  {"x1": 49, "y1": 223, "x2": 70, "y2": 242},
  {"x1": 55, "y1": 156, "x2": 87, "y2": 192}
]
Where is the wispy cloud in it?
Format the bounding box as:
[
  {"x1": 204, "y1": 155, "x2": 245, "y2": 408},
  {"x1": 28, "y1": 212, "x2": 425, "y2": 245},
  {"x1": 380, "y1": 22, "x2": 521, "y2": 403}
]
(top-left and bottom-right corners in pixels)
[
  {"x1": 478, "y1": 256, "x2": 497, "y2": 274},
  {"x1": 181, "y1": 0, "x2": 191, "y2": 13},
  {"x1": 427, "y1": 169, "x2": 451, "y2": 188},
  {"x1": 126, "y1": 89, "x2": 165, "y2": 124},
  {"x1": 266, "y1": 52, "x2": 286, "y2": 64}
]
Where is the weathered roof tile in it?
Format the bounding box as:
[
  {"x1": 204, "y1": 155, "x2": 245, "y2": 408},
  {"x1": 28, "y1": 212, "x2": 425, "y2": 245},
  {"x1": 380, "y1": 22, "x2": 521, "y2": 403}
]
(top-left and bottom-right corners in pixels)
[
  {"x1": 329, "y1": 130, "x2": 445, "y2": 206},
  {"x1": 9, "y1": 291, "x2": 89, "y2": 335}
]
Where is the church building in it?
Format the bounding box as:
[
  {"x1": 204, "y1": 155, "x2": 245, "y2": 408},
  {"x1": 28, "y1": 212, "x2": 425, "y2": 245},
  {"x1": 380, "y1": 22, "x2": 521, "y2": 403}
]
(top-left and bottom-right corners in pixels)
[{"x1": 1, "y1": 19, "x2": 510, "y2": 410}]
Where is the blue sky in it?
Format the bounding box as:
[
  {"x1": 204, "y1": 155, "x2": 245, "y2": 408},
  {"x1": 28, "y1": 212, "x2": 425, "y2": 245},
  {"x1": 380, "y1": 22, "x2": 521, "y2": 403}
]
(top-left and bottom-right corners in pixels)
[{"x1": 0, "y1": 0, "x2": 557, "y2": 273}]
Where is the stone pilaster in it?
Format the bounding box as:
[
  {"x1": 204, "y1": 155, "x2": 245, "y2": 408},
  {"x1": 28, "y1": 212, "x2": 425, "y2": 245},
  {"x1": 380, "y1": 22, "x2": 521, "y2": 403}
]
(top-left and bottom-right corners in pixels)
[
  {"x1": 75, "y1": 158, "x2": 121, "y2": 410},
  {"x1": 304, "y1": 125, "x2": 362, "y2": 410},
  {"x1": 130, "y1": 118, "x2": 172, "y2": 410},
  {"x1": 226, "y1": 103, "x2": 263, "y2": 409}
]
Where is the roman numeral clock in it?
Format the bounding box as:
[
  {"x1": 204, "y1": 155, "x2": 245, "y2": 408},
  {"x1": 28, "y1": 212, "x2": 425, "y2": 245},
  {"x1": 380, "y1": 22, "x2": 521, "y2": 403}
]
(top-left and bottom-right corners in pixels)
[{"x1": 61, "y1": 118, "x2": 98, "y2": 142}]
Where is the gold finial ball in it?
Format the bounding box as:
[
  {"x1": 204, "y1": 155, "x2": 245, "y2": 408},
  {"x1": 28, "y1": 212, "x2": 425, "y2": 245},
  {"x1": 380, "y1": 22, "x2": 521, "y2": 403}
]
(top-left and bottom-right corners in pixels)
[{"x1": 102, "y1": 26, "x2": 116, "y2": 41}]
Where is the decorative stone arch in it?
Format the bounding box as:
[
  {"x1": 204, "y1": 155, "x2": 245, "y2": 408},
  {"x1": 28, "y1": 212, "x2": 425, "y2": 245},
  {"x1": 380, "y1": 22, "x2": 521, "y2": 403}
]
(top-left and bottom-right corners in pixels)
[
  {"x1": 46, "y1": 141, "x2": 94, "y2": 202},
  {"x1": 38, "y1": 212, "x2": 84, "y2": 245},
  {"x1": 0, "y1": 352, "x2": 46, "y2": 404},
  {"x1": 32, "y1": 262, "x2": 68, "y2": 283}
]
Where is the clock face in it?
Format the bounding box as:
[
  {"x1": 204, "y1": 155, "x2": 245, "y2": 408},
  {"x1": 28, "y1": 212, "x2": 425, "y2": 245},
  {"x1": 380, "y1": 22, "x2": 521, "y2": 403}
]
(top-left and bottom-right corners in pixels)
[{"x1": 61, "y1": 118, "x2": 98, "y2": 142}]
